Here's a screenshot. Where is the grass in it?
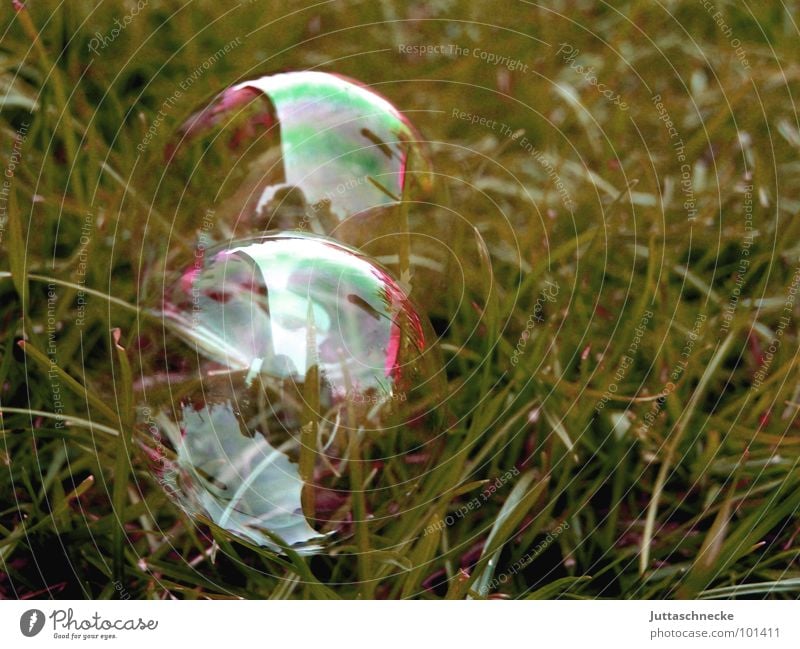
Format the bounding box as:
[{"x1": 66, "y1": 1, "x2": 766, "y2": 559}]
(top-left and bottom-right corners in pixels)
[{"x1": 2, "y1": 0, "x2": 800, "y2": 599}]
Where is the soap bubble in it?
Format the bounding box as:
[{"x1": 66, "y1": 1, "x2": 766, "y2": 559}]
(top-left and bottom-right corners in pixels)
[
  {"x1": 134, "y1": 233, "x2": 445, "y2": 553},
  {"x1": 160, "y1": 70, "x2": 432, "y2": 250}
]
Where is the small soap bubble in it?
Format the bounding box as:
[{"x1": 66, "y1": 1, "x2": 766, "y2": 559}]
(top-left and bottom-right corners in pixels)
[{"x1": 161, "y1": 71, "x2": 432, "y2": 250}]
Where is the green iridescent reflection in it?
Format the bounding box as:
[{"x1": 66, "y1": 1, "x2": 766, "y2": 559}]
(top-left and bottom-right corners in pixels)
[
  {"x1": 167, "y1": 71, "x2": 432, "y2": 239},
  {"x1": 137, "y1": 233, "x2": 444, "y2": 553}
]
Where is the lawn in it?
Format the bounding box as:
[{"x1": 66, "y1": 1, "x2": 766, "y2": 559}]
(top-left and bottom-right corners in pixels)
[{"x1": 1, "y1": 0, "x2": 800, "y2": 599}]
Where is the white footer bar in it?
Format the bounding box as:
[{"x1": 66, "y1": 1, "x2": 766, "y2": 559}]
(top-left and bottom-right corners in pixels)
[{"x1": 2, "y1": 600, "x2": 797, "y2": 648}]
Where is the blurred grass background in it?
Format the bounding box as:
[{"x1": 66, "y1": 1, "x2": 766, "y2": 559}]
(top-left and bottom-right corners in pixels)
[{"x1": 2, "y1": 0, "x2": 800, "y2": 599}]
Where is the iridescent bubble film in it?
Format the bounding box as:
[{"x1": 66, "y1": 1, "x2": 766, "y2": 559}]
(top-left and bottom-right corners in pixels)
[
  {"x1": 135, "y1": 233, "x2": 445, "y2": 553},
  {"x1": 161, "y1": 71, "x2": 432, "y2": 250}
]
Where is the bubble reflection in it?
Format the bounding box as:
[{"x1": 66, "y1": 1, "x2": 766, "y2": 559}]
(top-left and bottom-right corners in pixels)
[{"x1": 136, "y1": 233, "x2": 445, "y2": 553}]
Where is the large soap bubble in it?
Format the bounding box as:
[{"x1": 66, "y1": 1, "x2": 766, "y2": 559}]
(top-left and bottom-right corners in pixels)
[{"x1": 134, "y1": 233, "x2": 445, "y2": 553}]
